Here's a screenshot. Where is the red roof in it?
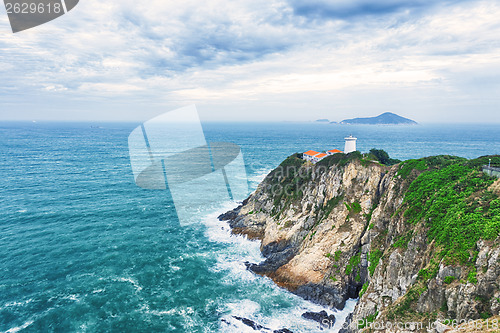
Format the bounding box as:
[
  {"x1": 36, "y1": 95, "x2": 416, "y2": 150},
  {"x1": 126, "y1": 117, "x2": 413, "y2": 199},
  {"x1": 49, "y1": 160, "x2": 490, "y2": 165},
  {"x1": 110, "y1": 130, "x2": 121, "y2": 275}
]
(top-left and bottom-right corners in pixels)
[
  {"x1": 316, "y1": 153, "x2": 327, "y2": 158},
  {"x1": 328, "y1": 149, "x2": 343, "y2": 153},
  {"x1": 304, "y1": 150, "x2": 320, "y2": 156}
]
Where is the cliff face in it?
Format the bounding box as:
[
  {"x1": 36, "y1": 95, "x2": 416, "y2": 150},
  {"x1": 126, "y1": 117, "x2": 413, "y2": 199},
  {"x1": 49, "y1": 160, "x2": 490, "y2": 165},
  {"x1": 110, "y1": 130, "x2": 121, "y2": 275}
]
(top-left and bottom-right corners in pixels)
[{"x1": 220, "y1": 153, "x2": 500, "y2": 332}]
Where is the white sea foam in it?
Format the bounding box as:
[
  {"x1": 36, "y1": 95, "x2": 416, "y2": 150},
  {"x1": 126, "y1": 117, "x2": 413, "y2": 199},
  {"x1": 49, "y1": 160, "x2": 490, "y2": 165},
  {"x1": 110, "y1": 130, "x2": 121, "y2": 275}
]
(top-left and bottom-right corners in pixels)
[
  {"x1": 331, "y1": 298, "x2": 358, "y2": 332},
  {"x1": 224, "y1": 299, "x2": 261, "y2": 317},
  {"x1": 220, "y1": 298, "x2": 358, "y2": 333},
  {"x1": 202, "y1": 202, "x2": 264, "y2": 285},
  {"x1": 62, "y1": 294, "x2": 80, "y2": 302},
  {"x1": 200, "y1": 192, "x2": 358, "y2": 333},
  {"x1": 1, "y1": 298, "x2": 34, "y2": 310},
  {"x1": 117, "y1": 277, "x2": 143, "y2": 292},
  {"x1": 141, "y1": 302, "x2": 194, "y2": 317},
  {"x1": 4, "y1": 320, "x2": 34, "y2": 333},
  {"x1": 101, "y1": 276, "x2": 144, "y2": 293}
]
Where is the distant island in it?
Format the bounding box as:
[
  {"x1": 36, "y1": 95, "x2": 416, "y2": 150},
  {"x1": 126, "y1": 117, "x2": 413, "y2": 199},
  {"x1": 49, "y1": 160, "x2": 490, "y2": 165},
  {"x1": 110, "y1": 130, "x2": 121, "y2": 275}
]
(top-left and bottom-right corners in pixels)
[
  {"x1": 340, "y1": 112, "x2": 418, "y2": 125},
  {"x1": 315, "y1": 119, "x2": 330, "y2": 123}
]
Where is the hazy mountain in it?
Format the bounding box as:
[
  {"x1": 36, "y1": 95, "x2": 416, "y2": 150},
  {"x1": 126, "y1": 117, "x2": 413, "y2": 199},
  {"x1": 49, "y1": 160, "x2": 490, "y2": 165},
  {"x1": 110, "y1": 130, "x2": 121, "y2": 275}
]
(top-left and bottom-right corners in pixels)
[{"x1": 340, "y1": 112, "x2": 418, "y2": 125}]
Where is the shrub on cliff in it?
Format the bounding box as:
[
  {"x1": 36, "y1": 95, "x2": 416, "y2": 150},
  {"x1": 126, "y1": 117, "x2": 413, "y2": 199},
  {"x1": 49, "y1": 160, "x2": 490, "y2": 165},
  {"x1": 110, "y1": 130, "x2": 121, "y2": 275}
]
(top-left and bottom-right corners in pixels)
[
  {"x1": 369, "y1": 149, "x2": 401, "y2": 166},
  {"x1": 403, "y1": 161, "x2": 499, "y2": 264},
  {"x1": 466, "y1": 155, "x2": 500, "y2": 169}
]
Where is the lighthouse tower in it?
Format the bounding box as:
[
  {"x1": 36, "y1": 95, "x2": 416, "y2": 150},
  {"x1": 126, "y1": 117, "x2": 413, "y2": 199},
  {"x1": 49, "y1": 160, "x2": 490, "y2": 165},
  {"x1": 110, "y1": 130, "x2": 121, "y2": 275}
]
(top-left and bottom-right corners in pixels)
[{"x1": 344, "y1": 135, "x2": 357, "y2": 153}]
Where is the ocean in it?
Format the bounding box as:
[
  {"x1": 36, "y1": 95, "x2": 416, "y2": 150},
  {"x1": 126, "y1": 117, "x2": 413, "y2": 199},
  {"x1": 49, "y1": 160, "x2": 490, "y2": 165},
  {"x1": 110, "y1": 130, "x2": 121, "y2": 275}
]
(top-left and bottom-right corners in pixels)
[{"x1": 1, "y1": 122, "x2": 499, "y2": 332}]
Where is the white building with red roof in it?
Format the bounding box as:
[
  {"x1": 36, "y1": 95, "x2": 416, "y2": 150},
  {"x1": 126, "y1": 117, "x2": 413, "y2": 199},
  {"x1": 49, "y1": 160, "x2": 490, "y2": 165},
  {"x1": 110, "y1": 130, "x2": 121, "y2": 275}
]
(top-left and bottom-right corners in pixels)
[
  {"x1": 327, "y1": 149, "x2": 343, "y2": 155},
  {"x1": 303, "y1": 136, "x2": 355, "y2": 163},
  {"x1": 314, "y1": 153, "x2": 327, "y2": 162},
  {"x1": 303, "y1": 150, "x2": 321, "y2": 163},
  {"x1": 303, "y1": 150, "x2": 329, "y2": 163}
]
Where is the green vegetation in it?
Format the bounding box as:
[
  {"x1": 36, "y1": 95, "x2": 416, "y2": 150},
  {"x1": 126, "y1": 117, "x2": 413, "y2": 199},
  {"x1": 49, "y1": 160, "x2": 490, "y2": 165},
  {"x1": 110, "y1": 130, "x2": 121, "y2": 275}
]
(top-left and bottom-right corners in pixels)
[
  {"x1": 397, "y1": 155, "x2": 467, "y2": 179},
  {"x1": 418, "y1": 259, "x2": 439, "y2": 281},
  {"x1": 345, "y1": 201, "x2": 362, "y2": 215},
  {"x1": 264, "y1": 153, "x2": 500, "y2": 321},
  {"x1": 444, "y1": 276, "x2": 456, "y2": 284},
  {"x1": 267, "y1": 155, "x2": 308, "y2": 217},
  {"x1": 468, "y1": 269, "x2": 478, "y2": 284},
  {"x1": 480, "y1": 312, "x2": 492, "y2": 320},
  {"x1": 397, "y1": 159, "x2": 429, "y2": 179},
  {"x1": 359, "y1": 157, "x2": 372, "y2": 167},
  {"x1": 390, "y1": 284, "x2": 427, "y2": 317},
  {"x1": 465, "y1": 155, "x2": 500, "y2": 169},
  {"x1": 358, "y1": 310, "x2": 379, "y2": 329},
  {"x1": 364, "y1": 204, "x2": 376, "y2": 224},
  {"x1": 316, "y1": 151, "x2": 363, "y2": 169},
  {"x1": 369, "y1": 148, "x2": 401, "y2": 166},
  {"x1": 439, "y1": 298, "x2": 448, "y2": 313},
  {"x1": 359, "y1": 282, "x2": 369, "y2": 298},
  {"x1": 320, "y1": 194, "x2": 344, "y2": 221},
  {"x1": 351, "y1": 201, "x2": 362, "y2": 214},
  {"x1": 345, "y1": 252, "x2": 361, "y2": 275},
  {"x1": 389, "y1": 258, "x2": 443, "y2": 318},
  {"x1": 440, "y1": 300, "x2": 448, "y2": 313},
  {"x1": 402, "y1": 159, "x2": 499, "y2": 264},
  {"x1": 368, "y1": 249, "x2": 384, "y2": 276},
  {"x1": 475, "y1": 295, "x2": 487, "y2": 303},
  {"x1": 393, "y1": 230, "x2": 413, "y2": 249}
]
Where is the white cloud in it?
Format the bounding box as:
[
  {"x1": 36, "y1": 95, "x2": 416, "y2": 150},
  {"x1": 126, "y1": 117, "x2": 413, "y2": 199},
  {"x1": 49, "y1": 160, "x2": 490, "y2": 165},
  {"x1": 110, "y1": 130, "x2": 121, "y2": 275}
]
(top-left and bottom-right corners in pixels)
[{"x1": 0, "y1": 0, "x2": 499, "y2": 122}]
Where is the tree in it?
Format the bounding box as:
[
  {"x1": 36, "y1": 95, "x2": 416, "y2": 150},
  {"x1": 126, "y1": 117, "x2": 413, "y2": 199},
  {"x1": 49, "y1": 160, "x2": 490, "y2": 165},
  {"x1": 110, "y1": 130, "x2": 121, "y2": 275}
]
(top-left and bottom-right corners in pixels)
[{"x1": 369, "y1": 149, "x2": 401, "y2": 166}]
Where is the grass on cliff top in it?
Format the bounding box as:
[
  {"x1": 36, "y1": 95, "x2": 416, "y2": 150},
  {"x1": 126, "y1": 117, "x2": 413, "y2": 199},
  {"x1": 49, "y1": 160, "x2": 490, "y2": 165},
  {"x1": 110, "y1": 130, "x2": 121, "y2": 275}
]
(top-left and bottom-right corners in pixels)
[
  {"x1": 397, "y1": 155, "x2": 467, "y2": 179},
  {"x1": 267, "y1": 149, "x2": 394, "y2": 193},
  {"x1": 316, "y1": 151, "x2": 363, "y2": 169},
  {"x1": 402, "y1": 155, "x2": 500, "y2": 264}
]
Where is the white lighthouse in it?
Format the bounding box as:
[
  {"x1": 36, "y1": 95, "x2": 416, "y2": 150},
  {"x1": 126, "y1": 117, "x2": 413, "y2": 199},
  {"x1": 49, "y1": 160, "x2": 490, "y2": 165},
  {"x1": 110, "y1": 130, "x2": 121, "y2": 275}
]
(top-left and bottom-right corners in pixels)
[{"x1": 344, "y1": 135, "x2": 357, "y2": 153}]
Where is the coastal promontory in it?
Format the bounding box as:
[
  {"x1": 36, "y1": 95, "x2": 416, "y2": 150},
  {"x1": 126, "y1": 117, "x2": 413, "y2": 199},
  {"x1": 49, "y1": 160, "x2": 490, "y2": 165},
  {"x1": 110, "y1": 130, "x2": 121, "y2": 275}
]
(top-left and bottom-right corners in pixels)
[{"x1": 220, "y1": 152, "x2": 500, "y2": 332}]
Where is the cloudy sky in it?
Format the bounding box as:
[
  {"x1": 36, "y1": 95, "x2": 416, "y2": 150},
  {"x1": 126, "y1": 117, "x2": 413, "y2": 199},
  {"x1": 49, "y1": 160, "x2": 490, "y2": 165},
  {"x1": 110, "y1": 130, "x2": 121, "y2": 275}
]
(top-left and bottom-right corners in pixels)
[{"x1": 1, "y1": 0, "x2": 500, "y2": 123}]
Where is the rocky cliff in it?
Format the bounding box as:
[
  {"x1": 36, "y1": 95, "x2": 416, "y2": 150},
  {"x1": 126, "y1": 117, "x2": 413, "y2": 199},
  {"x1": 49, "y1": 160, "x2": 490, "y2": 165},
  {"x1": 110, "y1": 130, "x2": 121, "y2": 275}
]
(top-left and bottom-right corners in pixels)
[{"x1": 219, "y1": 153, "x2": 500, "y2": 332}]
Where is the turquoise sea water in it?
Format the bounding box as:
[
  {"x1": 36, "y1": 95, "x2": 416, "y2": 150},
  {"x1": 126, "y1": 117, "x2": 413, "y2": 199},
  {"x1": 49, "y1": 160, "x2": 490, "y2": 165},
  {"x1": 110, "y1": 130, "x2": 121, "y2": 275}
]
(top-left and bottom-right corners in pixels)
[{"x1": 1, "y1": 122, "x2": 499, "y2": 332}]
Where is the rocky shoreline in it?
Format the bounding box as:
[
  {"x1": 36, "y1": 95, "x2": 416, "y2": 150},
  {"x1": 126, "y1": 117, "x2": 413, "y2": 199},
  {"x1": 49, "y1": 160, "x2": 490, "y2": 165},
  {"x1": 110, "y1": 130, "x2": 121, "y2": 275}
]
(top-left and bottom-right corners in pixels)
[{"x1": 222, "y1": 310, "x2": 336, "y2": 333}]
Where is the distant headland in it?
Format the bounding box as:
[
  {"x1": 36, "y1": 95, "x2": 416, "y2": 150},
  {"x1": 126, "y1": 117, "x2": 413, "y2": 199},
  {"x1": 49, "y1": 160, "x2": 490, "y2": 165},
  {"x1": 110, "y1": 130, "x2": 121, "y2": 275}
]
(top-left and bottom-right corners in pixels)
[{"x1": 315, "y1": 112, "x2": 418, "y2": 125}]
